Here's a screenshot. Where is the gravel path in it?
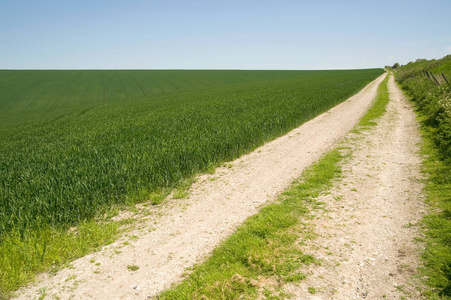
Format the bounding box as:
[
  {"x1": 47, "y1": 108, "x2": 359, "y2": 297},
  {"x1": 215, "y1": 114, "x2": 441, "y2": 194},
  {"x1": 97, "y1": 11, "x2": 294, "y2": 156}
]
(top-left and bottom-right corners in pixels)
[
  {"x1": 285, "y1": 76, "x2": 425, "y2": 299},
  {"x1": 15, "y1": 74, "x2": 385, "y2": 300}
]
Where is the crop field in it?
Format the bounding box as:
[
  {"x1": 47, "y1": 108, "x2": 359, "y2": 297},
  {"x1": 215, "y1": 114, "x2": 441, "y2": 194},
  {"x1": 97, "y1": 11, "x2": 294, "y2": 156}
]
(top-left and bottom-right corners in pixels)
[
  {"x1": 0, "y1": 69, "x2": 383, "y2": 239},
  {"x1": 0, "y1": 70, "x2": 353, "y2": 126}
]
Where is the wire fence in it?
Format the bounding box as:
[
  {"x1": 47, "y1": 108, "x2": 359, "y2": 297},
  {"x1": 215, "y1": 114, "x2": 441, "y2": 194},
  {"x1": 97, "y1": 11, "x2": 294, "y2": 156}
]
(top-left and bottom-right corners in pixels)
[{"x1": 419, "y1": 70, "x2": 449, "y2": 85}]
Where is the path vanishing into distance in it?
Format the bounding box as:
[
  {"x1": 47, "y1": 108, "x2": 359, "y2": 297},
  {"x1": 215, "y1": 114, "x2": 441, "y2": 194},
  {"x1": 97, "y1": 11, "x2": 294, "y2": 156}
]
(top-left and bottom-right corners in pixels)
[
  {"x1": 285, "y1": 76, "x2": 425, "y2": 299},
  {"x1": 15, "y1": 72, "x2": 424, "y2": 299}
]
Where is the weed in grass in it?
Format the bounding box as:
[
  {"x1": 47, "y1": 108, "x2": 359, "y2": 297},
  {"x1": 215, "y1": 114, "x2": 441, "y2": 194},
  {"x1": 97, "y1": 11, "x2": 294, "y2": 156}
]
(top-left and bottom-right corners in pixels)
[
  {"x1": 127, "y1": 265, "x2": 139, "y2": 271},
  {"x1": 172, "y1": 189, "x2": 189, "y2": 199},
  {"x1": 65, "y1": 275, "x2": 76, "y2": 282},
  {"x1": 206, "y1": 164, "x2": 216, "y2": 174},
  {"x1": 149, "y1": 192, "x2": 166, "y2": 205},
  {"x1": 283, "y1": 272, "x2": 306, "y2": 282},
  {"x1": 334, "y1": 195, "x2": 343, "y2": 201},
  {"x1": 37, "y1": 287, "x2": 47, "y2": 300}
]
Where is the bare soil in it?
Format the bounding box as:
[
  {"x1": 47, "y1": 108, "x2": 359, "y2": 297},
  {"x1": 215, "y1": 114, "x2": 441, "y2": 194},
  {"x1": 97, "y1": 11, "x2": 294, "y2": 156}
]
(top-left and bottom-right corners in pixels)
[
  {"x1": 284, "y1": 76, "x2": 426, "y2": 299},
  {"x1": 14, "y1": 73, "x2": 424, "y2": 300}
]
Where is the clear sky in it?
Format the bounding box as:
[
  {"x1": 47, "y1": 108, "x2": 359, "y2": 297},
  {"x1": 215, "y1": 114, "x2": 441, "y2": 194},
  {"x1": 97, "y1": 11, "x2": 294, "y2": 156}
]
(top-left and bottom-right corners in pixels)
[{"x1": 1, "y1": 0, "x2": 450, "y2": 70}]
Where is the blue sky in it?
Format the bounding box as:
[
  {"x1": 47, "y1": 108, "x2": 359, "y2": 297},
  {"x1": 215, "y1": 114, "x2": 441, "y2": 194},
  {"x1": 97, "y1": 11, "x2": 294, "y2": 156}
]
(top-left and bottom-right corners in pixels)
[{"x1": 1, "y1": 0, "x2": 450, "y2": 70}]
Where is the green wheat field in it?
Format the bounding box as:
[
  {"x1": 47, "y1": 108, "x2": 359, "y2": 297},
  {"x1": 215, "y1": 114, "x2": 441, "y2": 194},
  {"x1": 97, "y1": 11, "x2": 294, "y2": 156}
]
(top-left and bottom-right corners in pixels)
[{"x1": 0, "y1": 69, "x2": 383, "y2": 237}]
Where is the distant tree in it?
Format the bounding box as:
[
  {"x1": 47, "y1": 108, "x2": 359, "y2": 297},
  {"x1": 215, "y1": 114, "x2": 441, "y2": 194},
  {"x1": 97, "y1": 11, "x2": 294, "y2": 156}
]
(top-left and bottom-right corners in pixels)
[
  {"x1": 415, "y1": 58, "x2": 427, "y2": 63},
  {"x1": 393, "y1": 62, "x2": 400, "y2": 68}
]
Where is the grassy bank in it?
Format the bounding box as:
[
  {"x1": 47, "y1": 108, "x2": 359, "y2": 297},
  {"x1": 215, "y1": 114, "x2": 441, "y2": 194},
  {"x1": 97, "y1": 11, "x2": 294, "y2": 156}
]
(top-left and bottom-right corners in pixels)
[{"x1": 394, "y1": 55, "x2": 451, "y2": 299}]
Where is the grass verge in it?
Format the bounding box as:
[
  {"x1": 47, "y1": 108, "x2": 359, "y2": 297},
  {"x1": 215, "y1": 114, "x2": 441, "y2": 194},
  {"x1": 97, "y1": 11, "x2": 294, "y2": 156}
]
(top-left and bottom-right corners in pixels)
[
  {"x1": 0, "y1": 219, "x2": 132, "y2": 299},
  {"x1": 419, "y1": 135, "x2": 451, "y2": 299},
  {"x1": 156, "y1": 73, "x2": 390, "y2": 299},
  {"x1": 394, "y1": 55, "x2": 451, "y2": 298}
]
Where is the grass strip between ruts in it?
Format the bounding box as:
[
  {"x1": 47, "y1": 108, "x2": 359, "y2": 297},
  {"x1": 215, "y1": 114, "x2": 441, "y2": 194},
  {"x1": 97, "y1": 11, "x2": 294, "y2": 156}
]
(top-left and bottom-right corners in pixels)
[
  {"x1": 157, "y1": 73, "x2": 390, "y2": 299},
  {"x1": 357, "y1": 72, "x2": 390, "y2": 127}
]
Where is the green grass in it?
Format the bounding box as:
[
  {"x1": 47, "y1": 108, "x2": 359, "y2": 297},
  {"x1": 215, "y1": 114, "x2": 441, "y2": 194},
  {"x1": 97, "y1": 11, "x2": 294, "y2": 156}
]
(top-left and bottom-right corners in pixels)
[
  {"x1": 395, "y1": 55, "x2": 451, "y2": 299},
  {"x1": 420, "y1": 142, "x2": 451, "y2": 299},
  {"x1": 157, "y1": 150, "x2": 344, "y2": 299},
  {"x1": 0, "y1": 220, "x2": 124, "y2": 298},
  {"x1": 0, "y1": 69, "x2": 383, "y2": 295},
  {"x1": 358, "y1": 73, "x2": 390, "y2": 127}
]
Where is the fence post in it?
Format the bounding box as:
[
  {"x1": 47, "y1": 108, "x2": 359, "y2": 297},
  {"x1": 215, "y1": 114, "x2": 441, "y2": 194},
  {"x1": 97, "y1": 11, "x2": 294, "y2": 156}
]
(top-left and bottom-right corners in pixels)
[
  {"x1": 431, "y1": 73, "x2": 440, "y2": 85},
  {"x1": 442, "y1": 73, "x2": 449, "y2": 85}
]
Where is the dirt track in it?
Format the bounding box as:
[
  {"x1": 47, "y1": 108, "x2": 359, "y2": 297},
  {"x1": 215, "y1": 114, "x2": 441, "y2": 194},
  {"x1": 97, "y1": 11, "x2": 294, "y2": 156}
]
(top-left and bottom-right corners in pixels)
[
  {"x1": 15, "y1": 74, "x2": 389, "y2": 299},
  {"x1": 284, "y1": 76, "x2": 425, "y2": 299}
]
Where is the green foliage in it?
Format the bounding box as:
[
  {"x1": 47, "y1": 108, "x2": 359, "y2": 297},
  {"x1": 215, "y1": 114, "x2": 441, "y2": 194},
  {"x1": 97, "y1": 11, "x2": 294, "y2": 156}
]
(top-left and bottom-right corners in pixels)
[
  {"x1": 395, "y1": 55, "x2": 451, "y2": 162},
  {"x1": 157, "y1": 150, "x2": 343, "y2": 299},
  {"x1": 395, "y1": 55, "x2": 451, "y2": 299}
]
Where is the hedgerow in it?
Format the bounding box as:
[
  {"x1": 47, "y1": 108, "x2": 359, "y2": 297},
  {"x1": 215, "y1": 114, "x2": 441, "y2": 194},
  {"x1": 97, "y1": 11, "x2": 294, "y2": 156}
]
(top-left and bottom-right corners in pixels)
[{"x1": 395, "y1": 55, "x2": 451, "y2": 299}]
